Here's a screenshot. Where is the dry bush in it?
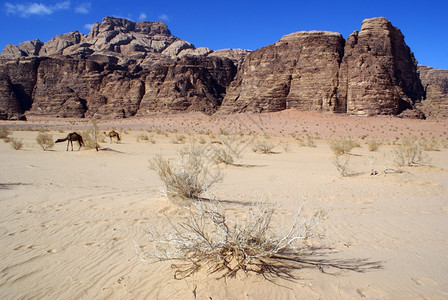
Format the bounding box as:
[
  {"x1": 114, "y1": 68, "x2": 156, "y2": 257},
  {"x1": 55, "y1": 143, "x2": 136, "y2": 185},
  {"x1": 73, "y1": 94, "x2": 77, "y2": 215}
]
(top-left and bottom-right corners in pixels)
[
  {"x1": 367, "y1": 139, "x2": 381, "y2": 152},
  {"x1": 150, "y1": 144, "x2": 222, "y2": 200},
  {"x1": 81, "y1": 130, "x2": 99, "y2": 150},
  {"x1": 137, "y1": 134, "x2": 149, "y2": 142},
  {"x1": 136, "y1": 198, "x2": 326, "y2": 279},
  {"x1": 420, "y1": 137, "x2": 439, "y2": 151},
  {"x1": 252, "y1": 140, "x2": 275, "y2": 154},
  {"x1": 211, "y1": 135, "x2": 246, "y2": 165},
  {"x1": 331, "y1": 155, "x2": 353, "y2": 177},
  {"x1": 392, "y1": 138, "x2": 428, "y2": 166},
  {"x1": 297, "y1": 134, "x2": 316, "y2": 148},
  {"x1": 170, "y1": 134, "x2": 186, "y2": 144},
  {"x1": 329, "y1": 138, "x2": 360, "y2": 156},
  {"x1": 10, "y1": 137, "x2": 23, "y2": 150},
  {"x1": 0, "y1": 128, "x2": 10, "y2": 140},
  {"x1": 36, "y1": 132, "x2": 54, "y2": 150}
]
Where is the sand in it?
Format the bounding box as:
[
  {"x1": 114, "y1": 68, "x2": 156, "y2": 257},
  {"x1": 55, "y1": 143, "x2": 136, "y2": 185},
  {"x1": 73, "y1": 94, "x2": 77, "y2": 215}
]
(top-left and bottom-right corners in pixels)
[{"x1": 1, "y1": 111, "x2": 447, "y2": 299}]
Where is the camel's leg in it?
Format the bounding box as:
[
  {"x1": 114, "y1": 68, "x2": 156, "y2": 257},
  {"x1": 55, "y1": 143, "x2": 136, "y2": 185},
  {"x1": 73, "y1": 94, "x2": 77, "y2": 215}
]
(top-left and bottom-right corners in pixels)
[
  {"x1": 66, "y1": 141, "x2": 69, "y2": 151},
  {"x1": 70, "y1": 140, "x2": 74, "y2": 151},
  {"x1": 78, "y1": 140, "x2": 81, "y2": 151}
]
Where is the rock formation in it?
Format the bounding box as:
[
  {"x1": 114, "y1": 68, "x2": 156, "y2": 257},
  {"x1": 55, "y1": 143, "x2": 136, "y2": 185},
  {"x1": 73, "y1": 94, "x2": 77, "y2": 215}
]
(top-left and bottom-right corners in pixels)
[
  {"x1": 221, "y1": 17, "x2": 426, "y2": 117},
  {"x1": 0, "y1": 16, "x2": 446, "y2": 120},
  {"x1": 417, "y1": 66, "x2": 448, "y2": 118}
]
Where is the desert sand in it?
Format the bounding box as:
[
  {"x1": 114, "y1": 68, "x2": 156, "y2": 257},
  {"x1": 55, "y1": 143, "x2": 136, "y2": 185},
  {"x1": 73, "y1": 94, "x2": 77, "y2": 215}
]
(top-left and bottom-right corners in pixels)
[{"x1": 1, "y1": 110, "x2": 448, "y2": 299}]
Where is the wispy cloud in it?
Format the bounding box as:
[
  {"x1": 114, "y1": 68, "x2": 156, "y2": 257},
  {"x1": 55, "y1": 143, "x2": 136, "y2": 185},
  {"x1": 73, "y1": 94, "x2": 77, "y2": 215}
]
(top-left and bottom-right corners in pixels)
[
  {"x1": 158, "y1": 14, "x2": 169, "y2": 22},
  {"x1": 75, "y1": 2, "x2": 91, "y2": 14},
  {"x1": 84, "y1": 23, "x2": 94, "y2": 30},
  {"x1": 138, "y1": 12, "x2": 147, "y2": 21},
  {"x1": 5, "y1": 1, "x2": 70, "y2": 17}
]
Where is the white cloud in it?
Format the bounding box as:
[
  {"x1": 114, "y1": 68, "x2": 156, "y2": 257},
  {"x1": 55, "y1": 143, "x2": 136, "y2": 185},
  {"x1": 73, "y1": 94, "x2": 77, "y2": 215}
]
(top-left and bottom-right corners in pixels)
[
  {"x1": 138, "y1": 12, "x2": 147, "y2": 20},
  {"x1": 158, "y1": 14, "x2": 169, "y2": 22},
  {"x1": 5, "y1": 1, "x2": 70, "y2": 17},
  {"x1": 75, "y1": 2, "x2": 91, "y2": 14},
  {"x1": 84, "y1": 23, "x2": 94, "y2": 30}
]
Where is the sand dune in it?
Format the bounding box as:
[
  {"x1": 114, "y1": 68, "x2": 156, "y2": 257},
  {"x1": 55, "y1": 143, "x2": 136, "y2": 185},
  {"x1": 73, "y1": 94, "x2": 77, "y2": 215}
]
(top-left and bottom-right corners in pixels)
[{"x1": 1, "y1": 112, "x2": 447, "y2": 299}]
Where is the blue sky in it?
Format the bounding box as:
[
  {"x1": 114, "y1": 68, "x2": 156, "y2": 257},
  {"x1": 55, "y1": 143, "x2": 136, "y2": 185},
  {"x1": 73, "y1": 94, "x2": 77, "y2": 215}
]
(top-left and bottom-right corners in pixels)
[{"x1": 1, "y1": 0, "x2": 447, "y2": 69}]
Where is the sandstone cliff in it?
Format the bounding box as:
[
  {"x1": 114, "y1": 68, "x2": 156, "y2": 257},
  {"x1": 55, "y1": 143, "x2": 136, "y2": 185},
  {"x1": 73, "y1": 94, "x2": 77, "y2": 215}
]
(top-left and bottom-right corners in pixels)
[
  {"x1": 0, "y1": 17, "x2": 245, "y2": 119},
  {"x1": 221, "y1": 17, "x2": 426, "y2": 117},
  {"x1": 0, "y1": 16, "x2": 446, "y2": 120}
]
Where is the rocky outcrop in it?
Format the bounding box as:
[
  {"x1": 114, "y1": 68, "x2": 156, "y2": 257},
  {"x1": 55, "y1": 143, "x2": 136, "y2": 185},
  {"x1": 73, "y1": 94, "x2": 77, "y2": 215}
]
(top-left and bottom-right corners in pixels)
[
  {"x1": 0, "y1": 16, "x2": 446, "y2": 119},
  {"x1": 0, "y1": 17, "x2": 238, "y2": 118},
  {"x1": 417, "y1": 66, "x2": 448, "y2": 118},
  {"x1": 220, "y1": 31, "x2": 345, "y2": 113},
  {"x1": 338, "y1": 17, "x2": 424, "y2": 116},
  {"x1": 221, "y1": 17, "x2": 426, "y2": 116}
]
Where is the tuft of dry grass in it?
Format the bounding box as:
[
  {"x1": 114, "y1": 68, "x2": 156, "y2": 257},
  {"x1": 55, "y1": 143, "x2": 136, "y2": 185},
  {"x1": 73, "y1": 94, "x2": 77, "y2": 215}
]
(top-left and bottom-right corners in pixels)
[
  {"x1": 252, "y1": 140, "x2": 275, "y2": 154},
  {"x1": 367, "y1": 139, "x2": 381, "y2": 152},
  {"x1": 136, "y1": 198, "x2": 327, "y2": 279},
  {"x1": 0, "y1": 128, "x2": 10, "y2": 140},
  {"x1": 329, "y1": 138, "x2": 360, "y2": 156},
  {"x1": 392, "y1": 138, "x2": 429, "y2": 167},
  {"x1": 150, "y1": 144, "x2": 222, "y2": 201},
  {"x1": 10, "y1": 137, "x2": 24, "y2": 150},
  {"x1": 36, "y1": 132, "x2": 54, "y2": 151}
]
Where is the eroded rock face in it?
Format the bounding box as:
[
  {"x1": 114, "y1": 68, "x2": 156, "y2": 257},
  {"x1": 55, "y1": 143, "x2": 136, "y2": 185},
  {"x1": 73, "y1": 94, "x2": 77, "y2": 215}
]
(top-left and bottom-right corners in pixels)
[
  {"x1": 220, "y1": 31, "x2": 345, "y2": 113},
  {"x1": 338, "y1": 17, "x2": 424, "y2": 116},
  {"x1": 0, "y1": 16, "x2": 446, "y2": 119},
  {"x1": 0, "y1": 17, "x2": 238, "y2": 118},
  {"x1": 417, "y1": 66, "x2": 448, "y2": 118}
]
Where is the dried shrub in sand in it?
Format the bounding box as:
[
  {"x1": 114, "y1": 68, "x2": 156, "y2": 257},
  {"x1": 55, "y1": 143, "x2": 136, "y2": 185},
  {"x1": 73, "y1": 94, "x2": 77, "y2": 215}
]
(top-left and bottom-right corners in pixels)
[
  {"x1": 36, "y1": 132, "x2": 54, "y2": 151},
  {"x1": 367, "y1": 139, "x2": 381, "y2": 152},
  {"x1": 0, "y1": 128, "x2": 10, "y2": 140},
  {"x1": 329, "y1": 138, "x2": 360, "y2": 156},
  {"x1": 136, "y1": 198, "x2": 327, "y2": 279},
  {"x1": 10, "y1": 137, "x2": 23, "y2": 150},
  {"x1": 211, "y1": 135, "x2": 246, "y2": 165},
  {"x1": 252, "y1": 140, "x2": 275, "y2": 154},
  {"x1": 332, "y1": 155, "x2": 354, "y2": 177},
  {"x1": 392, "y1": 138, "x2": 429, "y2": 166},
  {"x1": 150, "y1": 145, "x2": 222, "y2": 200}
]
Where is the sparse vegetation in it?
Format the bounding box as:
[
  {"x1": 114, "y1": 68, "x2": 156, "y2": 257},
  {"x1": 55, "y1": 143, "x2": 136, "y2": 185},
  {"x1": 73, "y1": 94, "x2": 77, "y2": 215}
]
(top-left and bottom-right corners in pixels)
[
  {"x1": 10, "y1": 137, "x2": 24, "y2": 150},
  {"x1": 0, "y1": 128, "x2": 10, "y2": 140},
  {"x1": 367, "y1": 139, "x2": 381, "y2": 152},
  {"x1": 170, "y1": 134, "x2": 186, "y2": 144},
  {"x1": 36, "y1": 132, "x2": 54, "y2": 151},
  {"x1": 136, "y1": 198, "x2": 326, "y2": 279},
  {"x1": 211, "y1": 135, "x2": 246, "y2": 165},
  {"x1": 329, "y1": 138, "x2": 360, "y2": 156},
  {"x1": 150, "y1": 144, "x2": 222, "y2": 201},
  {"x1": 332, "y1": 155, "x2": 353, "y2": 177},
  {"x1": 252, "y1": 140, "x2": 275, "y2": 154},
  {"x1": 392, "y1": 137, "x2": 428, "y2": 167},
  {"x1": 81, "y1": 130, "x2": 99, "y2": 150}
]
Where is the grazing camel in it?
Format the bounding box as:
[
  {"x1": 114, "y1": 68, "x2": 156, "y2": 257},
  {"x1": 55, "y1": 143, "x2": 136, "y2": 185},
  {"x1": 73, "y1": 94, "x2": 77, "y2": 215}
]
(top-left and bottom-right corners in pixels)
[
  {"x1": 55, "y1": 132, "x2": 84, "y2": 151},
  {"x1": 105, "y1": 130, "x2": 121, "y2": 143}
]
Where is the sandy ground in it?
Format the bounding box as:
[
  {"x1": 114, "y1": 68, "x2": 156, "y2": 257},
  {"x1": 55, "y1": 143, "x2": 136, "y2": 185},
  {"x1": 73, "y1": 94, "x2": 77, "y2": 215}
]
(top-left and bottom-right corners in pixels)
[{"x1": 1, "y1": 111, "x2": 448, "y2": 299}]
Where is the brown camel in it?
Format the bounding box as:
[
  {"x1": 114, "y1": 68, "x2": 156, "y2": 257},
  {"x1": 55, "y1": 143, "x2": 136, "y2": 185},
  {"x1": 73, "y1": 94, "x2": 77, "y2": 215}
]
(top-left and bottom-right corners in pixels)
[
  {"x1": 55, "y1": 132, "x2": 84, "y2": 151},
  {"x1": 105, "y1": 130, "x2": 121, "y2": 143}
]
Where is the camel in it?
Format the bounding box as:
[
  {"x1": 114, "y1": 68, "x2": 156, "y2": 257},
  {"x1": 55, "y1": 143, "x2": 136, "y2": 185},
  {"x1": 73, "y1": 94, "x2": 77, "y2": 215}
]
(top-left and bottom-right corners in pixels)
[
  {"x1": 55, "y1": 132, "x2": 84, "y2": 151},
  {"x1": 105, "y1": 130, "x2": 121, "y2": 143}
]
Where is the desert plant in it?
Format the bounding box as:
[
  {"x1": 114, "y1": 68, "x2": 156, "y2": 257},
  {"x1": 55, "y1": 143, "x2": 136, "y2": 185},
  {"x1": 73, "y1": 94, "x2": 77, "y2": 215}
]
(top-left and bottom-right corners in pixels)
[
  {"x1": 36, "y1": 132, "x2": 54, "y2": 150},
  {"x1": 329, "y1": 138, "x2": 360, "y2": 156},
  {"x1": 81, "y1": 130, "x2": 99, "y2": 150},
  {"x1": 0, "y1": 128, "x2": 10, "y2": 140},
  {"x1": 297, "y1": 134, "x2": 316, "y2": 148},
  {"x1": 170, "y1": 134, "x2": 186, "y2": 144},
  {"x1": 211, "y1": 135, "x2": 246, "y2": 165},
  {"x1": 252, "y1": 140, "x2": 275, "y2": 154},
  {"x1": 137, "y1": 134, "x2": 149, "y2": 142},
  {"x1": 332, "y1": 155, "x2": 353, "y2": 177},
  {"x1": 10, "y1": 137, "x2": 23, "y2": 150},
  {"x1": 150, "y1": 145, "x2": 222, "y2": 200},
  {"x1": 367, "y1": 139, "x2": 381, "y2": 152},
  {"x1": 392, "y1": 138, "x2": 427, "y2": 166},
  {"x1": 136, "y1": 198, "x2": 326, "y2": 279},
  {"x1": 420, "y1": 137, "x2": 439, "y2": 151}
]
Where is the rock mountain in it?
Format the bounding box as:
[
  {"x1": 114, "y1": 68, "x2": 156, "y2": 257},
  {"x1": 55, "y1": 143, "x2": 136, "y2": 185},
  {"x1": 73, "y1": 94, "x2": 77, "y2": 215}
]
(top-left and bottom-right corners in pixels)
[{"x1": 0, "y1": 16, "x2": 446, "y2": 120}]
